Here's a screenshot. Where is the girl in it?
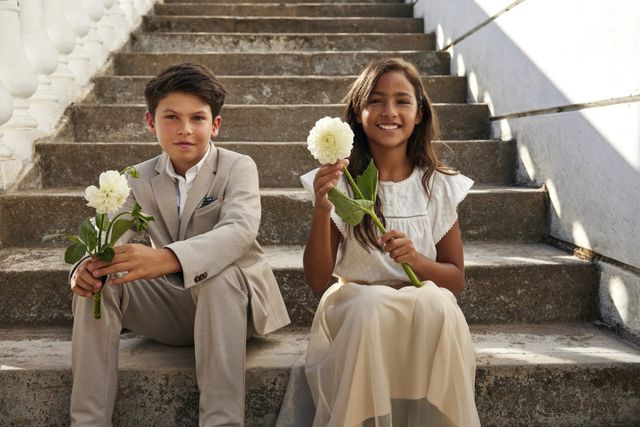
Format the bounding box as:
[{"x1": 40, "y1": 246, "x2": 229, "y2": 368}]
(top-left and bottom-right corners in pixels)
[{"x1": 277, "y1": 58, "x2": 480, "y2": 427}]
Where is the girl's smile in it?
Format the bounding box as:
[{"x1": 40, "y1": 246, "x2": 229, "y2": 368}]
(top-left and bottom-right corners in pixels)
[{"x1": 358, "y1": 71, "x2": 422, "y2": 152}]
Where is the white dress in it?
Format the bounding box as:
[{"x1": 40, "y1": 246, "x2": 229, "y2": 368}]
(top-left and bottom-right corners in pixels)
[{"x1": 277, "y1": 167, "x2": 480, "y2": 427}]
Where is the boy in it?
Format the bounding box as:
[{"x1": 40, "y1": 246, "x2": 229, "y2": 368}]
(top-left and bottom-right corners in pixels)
[{"x1": 69, "y1": 63, "x2": 290, "y2": 426}]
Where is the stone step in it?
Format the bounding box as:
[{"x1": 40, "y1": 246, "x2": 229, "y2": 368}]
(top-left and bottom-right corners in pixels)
[
  {"x1": 1, "y1": 324, "x2": 639, "y2": 425},
  {"x1": 112, "y1": 51, "x2": 449, "y2": 76},
  {"x1": 267, "y1": 243, "x2": 597, "y2": 326},
  {"x1": 126, "y1": 32, "x2": 436, "y2": 53},
  {"x1": 153, "y1": 3, "x2": 413, "y2": 18},
  {"x1": 35, "y1": 139, "x2": 514, "y2": 188},
  {"x1": 90, "y1": 75, "x2": 462, "y2": 104},
  {"x1": 0, "y1": 186, "x2": 545, "y2": 249},
  {"x1": 143, "y1": 16, "x2": 423, "y2": 33},
  {"x1": 0, "y1": 243, "x2": 591, "y2": 326},
  {"x1": 62, "y1": 104, "x2": 488, "y2": 142},
  {"x1": 0, "y1": 326, "x2": 306, "y2": 426}
]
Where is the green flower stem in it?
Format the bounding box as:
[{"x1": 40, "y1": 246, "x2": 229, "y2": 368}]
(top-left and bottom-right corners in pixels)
[
  {"x1": 369, "y1": 211, "x2": 422, "y2": 287},
  {"x1": 342, "y1": 164, "x2": 422, "y2": 288},
  {"x1": 94, "y1": 291, "x2": 102, "y2": 319},
  {"x1": 104, "y1": 211, "x2": 130, "y2": 246},
  {"x1": 342, "y1": 166, "x2": 365, "y2": 200}
]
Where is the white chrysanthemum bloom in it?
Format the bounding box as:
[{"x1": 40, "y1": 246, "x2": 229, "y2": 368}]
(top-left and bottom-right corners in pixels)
[
  {"x1": 84, "y1": 170, "x2": 131, "y2": 214},
  {"x1": 307, "y1": 116, "x2": 354, "y2": 165}
]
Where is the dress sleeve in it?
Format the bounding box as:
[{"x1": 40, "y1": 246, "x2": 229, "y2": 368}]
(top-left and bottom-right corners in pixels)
[
  {"x1": 300, "y1": 168, "x2": 349, "y2": 238},
  {"x1": 431, "y1": 172, "x2": 474, "y2": 244}
]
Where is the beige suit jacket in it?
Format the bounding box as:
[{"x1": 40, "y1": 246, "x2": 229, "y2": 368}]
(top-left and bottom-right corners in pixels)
[{"x1": 119, "y1": 145, "x2": 290, "y2": 335}]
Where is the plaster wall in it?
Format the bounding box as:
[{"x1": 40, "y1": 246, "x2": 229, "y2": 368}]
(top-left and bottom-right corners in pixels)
[{"x1": 412, "y1": 0, "x2": 640, "y2": 269}]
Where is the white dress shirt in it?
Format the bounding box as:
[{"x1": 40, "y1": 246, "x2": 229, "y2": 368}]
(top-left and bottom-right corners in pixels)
[{"x1": 165, "y1": 144, "x2": 211, "y2": 220}]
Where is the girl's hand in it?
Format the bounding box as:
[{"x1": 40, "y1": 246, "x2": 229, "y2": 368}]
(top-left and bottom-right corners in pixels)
[
  {"x1": 380, "y1": 230, "x2": 419, "y2": 268},
  {"x1": 313, "y1": 159, "x2": 348, "y2": 213}
]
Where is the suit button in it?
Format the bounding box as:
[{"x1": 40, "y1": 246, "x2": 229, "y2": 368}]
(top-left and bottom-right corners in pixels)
[{"x1": 201, "y1": 272, "x2": 207, "y2": 280}]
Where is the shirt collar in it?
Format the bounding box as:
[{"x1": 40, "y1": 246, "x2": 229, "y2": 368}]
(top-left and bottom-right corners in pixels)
[{"x1": 165, "y1": 143, "x2": 211, "y2": 183}]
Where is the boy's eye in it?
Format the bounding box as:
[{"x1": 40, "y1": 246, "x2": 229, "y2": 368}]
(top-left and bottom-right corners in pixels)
[
  {"x1": 165, "y1": 115, "x2": 177, "y2": 120},
  {"x1": 192, "y1": 116, "x2": 205, "y2": 121}
]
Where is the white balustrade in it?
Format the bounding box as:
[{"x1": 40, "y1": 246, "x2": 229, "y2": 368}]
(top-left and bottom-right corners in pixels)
[
  {"x1": 83, "y1": 0, "x2": 109, "y2": 65},
  {"x1": 21, "y1": 0, "x2": 61, "y2": 134},
  {"x1": 65, "y1": 0, "x2": 95, "y2": 86},
  {"x1": 43, "y1": 0, "x2": 79, "y2": 106},
  {"x1": 0, "y1": 79, "x2": 21, "y2": 190},
  {"x1": 105, "y1": 0, "x2": 130, "y2": 49},
  {"x1": 0, "y1": 0, "x2": 40, "y2": 161},
  {"x1": 0, "y1": 0, "x2": 151, "y2": 190},
  {"x1": 0, "y1": 80, "x2": 14, "y2": 159}
]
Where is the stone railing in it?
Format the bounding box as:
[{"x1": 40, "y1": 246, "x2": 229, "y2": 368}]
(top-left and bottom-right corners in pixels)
[{"x1": 0, "y1": 0, "x2": 155, "y2": 191}]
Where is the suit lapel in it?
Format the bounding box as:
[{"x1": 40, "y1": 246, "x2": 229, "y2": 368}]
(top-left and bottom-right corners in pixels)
[
  {"x1": 151, "y1": 153, "x2": 180, "y2": 242},
  {"x1": 178, "y1": 145, "x2": 219, "y2": 240}
]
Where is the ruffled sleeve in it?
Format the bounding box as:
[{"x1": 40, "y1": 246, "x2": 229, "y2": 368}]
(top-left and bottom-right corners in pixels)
[
  {"x1": 430, "y1": 172, "x2": 474, "y2": 244},
  {"x1": 300, "y1": 168, "x2": 349, "y2": 238}
]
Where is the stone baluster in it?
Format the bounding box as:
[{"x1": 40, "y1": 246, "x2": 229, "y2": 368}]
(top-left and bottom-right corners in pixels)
[
  {"x1": 43, "y1": 0, "x2": 79, "y2": 106},
  {"x1": 21, "y1": 0, "x2": 61, "y2": 134},
  {"x1": 118, "y1": 0, "x2": 133, "y2": 28},
  {"x1": 0, "y1": 0, "x2": 40, "y2": 161},
  {"x1": 83, "y1": 0, "x2": 108, "y2": 66},
  {"x1": 97, "y1": 0, "x2": 118, "y2": 52},
  {"x1": 0, "y1": 79, "x2": 20, "y2": 190},
  {"x1": 64, "y1": 0, "x2": 93, "y2": 88},
  {"x1": 0, "y1": 80, "x2": 15, "y2": 159},
  {"x1": 106, "y1": 0, "x2": 130, "y2": 49}
]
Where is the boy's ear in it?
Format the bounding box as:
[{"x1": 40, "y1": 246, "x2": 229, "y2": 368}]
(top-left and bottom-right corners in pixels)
[
  {"x1": 210, "y1": 115, "x2": 222, "y2": 139},
  {"x1": 144, "y1": 111, "x2": 156, "y2": 134}
]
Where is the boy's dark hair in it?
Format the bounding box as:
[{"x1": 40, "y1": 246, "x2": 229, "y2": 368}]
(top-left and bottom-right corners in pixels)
[{"x1": 144, "y1": 62, "x2": 226, "y2": 118}]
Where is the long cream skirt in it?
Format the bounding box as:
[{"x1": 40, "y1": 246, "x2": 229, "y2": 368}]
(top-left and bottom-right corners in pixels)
[{"x1": 277, "y1": 281, "x2": 480, "y2": 427}]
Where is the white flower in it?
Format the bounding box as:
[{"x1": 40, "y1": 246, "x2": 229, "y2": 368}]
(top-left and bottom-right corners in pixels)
[
  {"x1": 307, "y1": 116, "x2": 354, "y2": 165},
  {"x1": 84, "y1": 170, "x2": 131, "y2": 215}
]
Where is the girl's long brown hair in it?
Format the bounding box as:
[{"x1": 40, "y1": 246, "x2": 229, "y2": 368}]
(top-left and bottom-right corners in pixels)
[{"x1": 342, "y1": 58, "x2": 457, "y2": 251}]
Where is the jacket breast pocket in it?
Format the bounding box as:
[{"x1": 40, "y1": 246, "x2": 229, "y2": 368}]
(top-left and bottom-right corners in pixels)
[{"x1": 194, "y1": 199, "x2": 222, "y2": 219}]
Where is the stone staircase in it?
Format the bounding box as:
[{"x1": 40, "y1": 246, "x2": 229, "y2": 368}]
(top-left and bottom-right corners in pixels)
[{"x1": 1, "y1": 0, "x2": 640, "y2": 425}]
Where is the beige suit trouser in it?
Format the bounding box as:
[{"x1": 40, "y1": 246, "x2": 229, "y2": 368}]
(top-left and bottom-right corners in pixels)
[{"x1": 70, "y1": 264, "x2": 250, "y2": 427}]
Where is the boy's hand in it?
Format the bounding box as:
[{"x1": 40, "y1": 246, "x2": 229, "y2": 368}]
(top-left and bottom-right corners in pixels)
[
  {"x1": 88, "y1": 244, "x2": 182, "y2": 286},
  {"x1": 71, "y1": 258, "x2": 103, "y2": 297},
  {"x1": 379, "y1": 230, "x2": 419, "y2": 268},
  {"x1": 314, "y1": 159, "x2": 348, "y2": 213}
]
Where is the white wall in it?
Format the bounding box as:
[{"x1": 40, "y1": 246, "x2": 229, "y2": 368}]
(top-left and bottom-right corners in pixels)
[{"x1": 412, "y1": 0, "x2": 640, "y2": 269}]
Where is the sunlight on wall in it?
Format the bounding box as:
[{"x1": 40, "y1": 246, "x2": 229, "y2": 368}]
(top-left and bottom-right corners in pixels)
[
  {"x1": 467, "y1": 71, "x2": 479, "y2": 103},
  {"x1": 517, "y1": 143, "x2": 536, "y2": 180},
  {"x1": 571, "y1": 221, "x2": 591, "y2": 249},
  {"x1": 455, "y1": 52, "x2": 466, "y2": 77},
  {"x1": 582, "y1": 104, "x2": 640, "y2": 171},
  {"x1": 544, "y1": 178, "x2": 561, "y2": 217},
  {"x1": 608, "y1": 275, "x2": 630, "y2": 323}
]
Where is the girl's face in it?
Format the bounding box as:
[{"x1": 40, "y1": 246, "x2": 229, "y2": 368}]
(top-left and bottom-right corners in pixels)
[{"x1": 357, "y1": 71, "x2": 422, "y2": 153}]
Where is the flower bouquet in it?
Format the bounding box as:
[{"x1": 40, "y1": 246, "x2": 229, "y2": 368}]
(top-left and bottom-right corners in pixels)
[
  {"x1": 307, "y1": 117, "x2": 422, "y2": 287},
  {"x1": 44, "y1": 167, "x2": 154, "y2": 318}
]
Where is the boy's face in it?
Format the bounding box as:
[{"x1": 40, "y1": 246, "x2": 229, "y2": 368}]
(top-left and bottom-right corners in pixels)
[{"x1": 145, "y1": 91, "x2": 221, "y2": 176}]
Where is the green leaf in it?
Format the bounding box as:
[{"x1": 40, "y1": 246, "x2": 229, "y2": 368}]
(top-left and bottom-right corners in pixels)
[
  {"x1": 109, "y1": 219, "x2": 134, "y2": 246},
  {"x1": 65, "y1": 242, "x2": 88, "y2": 264},
  {"x1": 79, "y1": 218, "x2": 97, "y2": 251},
  {"x1": 97, "y1": 246, "x2": 115, "y2": 263},
  {"x1": 328, "y1": 187, "x2": 374, "y2": 226},
  {"x1": 356, "y1": 159, "x2": 378, "y2": 203}
]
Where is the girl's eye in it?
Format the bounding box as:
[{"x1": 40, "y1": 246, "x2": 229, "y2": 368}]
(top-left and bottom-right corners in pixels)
[
  {"x1": 367, "y1": 98, "x2": 382, "y2": 104},
  {"x1": 398, "y1": 99, "x2": 412, "y2": 105}
]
